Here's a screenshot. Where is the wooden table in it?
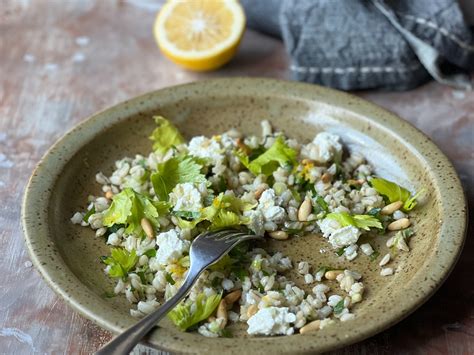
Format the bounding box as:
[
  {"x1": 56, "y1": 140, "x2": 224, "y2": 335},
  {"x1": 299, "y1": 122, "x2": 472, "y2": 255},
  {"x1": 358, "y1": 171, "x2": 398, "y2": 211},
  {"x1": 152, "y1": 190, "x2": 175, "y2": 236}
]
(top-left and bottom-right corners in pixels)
[{"x1": 1, "y1": 1, "x2": 472, "y2": 353}]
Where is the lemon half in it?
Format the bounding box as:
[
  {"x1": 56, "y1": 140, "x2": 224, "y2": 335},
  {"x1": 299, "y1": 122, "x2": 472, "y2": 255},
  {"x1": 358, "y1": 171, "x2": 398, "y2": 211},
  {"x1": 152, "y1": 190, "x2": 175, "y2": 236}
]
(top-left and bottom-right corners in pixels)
[{"x1": 154, "y1": 0, "x2": 246, "y2": 71}]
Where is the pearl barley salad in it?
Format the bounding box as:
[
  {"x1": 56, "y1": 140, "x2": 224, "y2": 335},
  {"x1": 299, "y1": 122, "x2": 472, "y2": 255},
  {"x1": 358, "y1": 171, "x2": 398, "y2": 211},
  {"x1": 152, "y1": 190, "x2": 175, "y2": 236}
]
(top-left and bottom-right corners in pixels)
[{"x1": 71, "y1": 117, "x2": 425, "y2": 337}]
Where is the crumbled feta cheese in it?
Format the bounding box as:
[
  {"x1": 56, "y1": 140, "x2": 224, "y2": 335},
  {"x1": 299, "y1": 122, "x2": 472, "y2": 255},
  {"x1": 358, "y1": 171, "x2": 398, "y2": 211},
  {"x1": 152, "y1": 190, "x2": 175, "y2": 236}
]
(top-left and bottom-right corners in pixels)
[
  {"x1": 317, "y1": 218, "x2": 342, "y2": 238},
  {"x1": 188, "y1": 136, "x2": 223, "y2": 165},
  {"x1": 380, "y1": 267, "x2": 394, "y2": 276},
  {"x1": 258, "y1": 189, "x2": 287, "y2": 223},
  {"x1": 301, "y1": 132, "x2": 343, "y2": 163},
  {"x1": 169, "y1": 182, "x2": 203, "y2": 212},
  {"x1": 243, "y1": 209, "x2": 265, "y2": 236},
  {"x1": 379, "y1": 253, "x2": 391, "y2": 266},
  {"x1": 328, "y1": 226, "x2": 361, "y2": 249},
  {"x1": 247, "y1": 307, "x2": 296, "y2": 335},
  {"x1": 155, "y1": 229, "x2": 190, "y2": 265}
]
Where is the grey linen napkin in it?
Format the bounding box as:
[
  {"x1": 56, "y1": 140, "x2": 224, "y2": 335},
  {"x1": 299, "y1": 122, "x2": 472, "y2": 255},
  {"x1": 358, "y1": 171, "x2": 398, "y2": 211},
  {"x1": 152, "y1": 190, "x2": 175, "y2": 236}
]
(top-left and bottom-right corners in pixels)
[{"x1": 241, "y1": 0, "x2": 474, "y2": 90}]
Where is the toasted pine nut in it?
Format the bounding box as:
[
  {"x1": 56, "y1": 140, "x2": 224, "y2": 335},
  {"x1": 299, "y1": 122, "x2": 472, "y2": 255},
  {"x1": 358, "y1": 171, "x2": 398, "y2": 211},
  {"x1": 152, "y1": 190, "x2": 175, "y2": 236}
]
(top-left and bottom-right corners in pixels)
[
  {"x1": 381, "y1": 201, "x2": 403, "y2": 215},
  {"x1": 254, "y1": 184, "x2": 268, "y2": 200},
  {"x1": 268, "y1": 230, "x2": 289, "y2": 240},
  {"x1": 105, "y1": 190, "x2": 114, "y2": 199},
  {"x1": 324, "y1": 270, "x2": 343, "y2": 280},
  {"x1": 300, "y1": 320, "x2": 321, "y2": 334},
  {"x1": 141, "y1": 218, "x2": 154, "y2": 239},
  {"x1": 387, "y1": 218, "x2": 411, "y2": 231},
  {"x1": 321, "y1": 172, "x2": 332, "y2": 183},
  {"x1": 298, "y1": 198, "x2": 312, "y2": 222},
  {"x1": 247, "y1": 304, "x2": 258, "y2": 318},
  {"x1": 224, "y1": 290, "x2": 242, "y2": 305},
  {"x1": 216, "y1": 299, "x2": 228, "y2": 328}
]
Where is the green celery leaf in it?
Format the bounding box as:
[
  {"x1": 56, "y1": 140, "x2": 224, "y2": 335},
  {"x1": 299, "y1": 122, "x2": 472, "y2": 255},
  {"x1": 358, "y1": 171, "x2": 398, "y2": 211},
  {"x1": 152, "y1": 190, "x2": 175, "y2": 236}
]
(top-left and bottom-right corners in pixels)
[
  {"x1": 370, "y1": 177, "x2": 424, "y2": 212},
  {"x1": 103, "y1": 248, "x2": 138, "y2": 278},
  {"x1": 326, "y1": 212, "x2": 383, "y2": 231},
  {"x1": 211, "y1": 210, "x2": 241, "y2": 230},
  {"x1": 149, "y1": 116, "x2": 184, "y2": 154},
  {"x1": 246, "y1": 136, "x2": 297, "y2": 176},
  {"x1": 168, "y1": 292, "x2": 222, "y2": 331},
  {"x1": 102, "y1": 188, "x2": 163, "y2": 235},
  {"x1": 151, "y1": 155, "x2": 207, "y2": 201}
]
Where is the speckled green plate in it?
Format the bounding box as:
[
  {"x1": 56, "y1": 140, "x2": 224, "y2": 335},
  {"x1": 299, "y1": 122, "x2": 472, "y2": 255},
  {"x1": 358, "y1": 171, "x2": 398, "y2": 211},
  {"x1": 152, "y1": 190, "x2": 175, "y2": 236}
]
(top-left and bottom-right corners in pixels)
[{"x1": 22, "y1": 78, "x2": 467, "y2": 354}]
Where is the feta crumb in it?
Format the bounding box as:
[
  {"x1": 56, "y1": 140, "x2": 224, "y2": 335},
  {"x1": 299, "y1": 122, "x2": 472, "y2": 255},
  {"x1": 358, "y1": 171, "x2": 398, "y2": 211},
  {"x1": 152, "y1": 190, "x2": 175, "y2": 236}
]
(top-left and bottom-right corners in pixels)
[
  {"x1": 247, "y1": 307, "x2": 296, "y2": 336},
  {"x1": 328, "y1": 226, "x2": 361, "y2": 249},
  {"x1": 297, "y1": 261, "x2": 310, "y2": 275},
  {"x1": 169, "y1": 182, "x2": 203, "y2": 212},
  {"x1": 188, "y1": 136, "x2": 223, "y2": 165},
  {"x1": 317, "y1": 218, "x2": 341, "y2": 238},
  {"x1": 304, "y1": 274, "x2": 314, "y2": 284},
  {"x1": 155, "y1": 229, "x2": 190, "y2": 265},
  {"x1": 380, "y1": 267, "x2": 394, "y2": 276},
  {"x1": 301, "y1": 132, "x2": 342, "y2": 163}
]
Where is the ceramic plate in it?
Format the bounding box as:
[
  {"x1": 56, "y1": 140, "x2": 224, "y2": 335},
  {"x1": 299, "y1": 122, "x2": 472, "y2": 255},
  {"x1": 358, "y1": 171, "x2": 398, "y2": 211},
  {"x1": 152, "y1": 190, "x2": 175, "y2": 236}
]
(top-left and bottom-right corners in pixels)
[{"x1": 22, "y1": 78, "x2": 467, "y2": 354}]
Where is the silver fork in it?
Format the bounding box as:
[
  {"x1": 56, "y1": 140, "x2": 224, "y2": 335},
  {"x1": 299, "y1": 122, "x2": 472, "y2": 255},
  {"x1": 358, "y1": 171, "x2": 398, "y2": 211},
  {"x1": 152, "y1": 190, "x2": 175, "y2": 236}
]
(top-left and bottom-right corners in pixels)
[{"x1": 96, "y1": 229, "x2": 261, "y2": 355}]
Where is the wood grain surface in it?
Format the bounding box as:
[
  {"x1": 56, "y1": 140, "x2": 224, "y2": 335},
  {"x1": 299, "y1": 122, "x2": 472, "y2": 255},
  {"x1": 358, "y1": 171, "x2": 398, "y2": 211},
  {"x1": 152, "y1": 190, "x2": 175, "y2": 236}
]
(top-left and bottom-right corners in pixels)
[{"x1": 0, "y1": 1, "x2": 472, "y2": 354}]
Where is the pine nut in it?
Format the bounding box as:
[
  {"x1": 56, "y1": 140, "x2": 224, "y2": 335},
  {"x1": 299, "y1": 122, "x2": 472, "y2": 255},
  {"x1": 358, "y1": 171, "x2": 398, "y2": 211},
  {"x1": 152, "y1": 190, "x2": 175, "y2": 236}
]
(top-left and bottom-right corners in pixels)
[
  {"x1": 105, "y1": 190, "x2": 114, "y2": 199},
  {"x1": 207, "y1": 316, "x2": 216, "y2": 323},
  {"x1": 141, "y1": 218, "x2": 154, "y2": 238},
  {"x1": 324, "y1": 270, "x2": 343, "y2": 280},
  {"x1": 254, "y1": 184, "x2": 268, "y2": 200},
  {"x1": 247, "y1": 304, "x2": 258, "y2": 318},
  {"x1": 321, "y1": 172, "x2": 332, "y2": 183},
  {"x1": 381, "y1": 201, "x2": 403, "y2": 215},
  {"x1": 216, "y1": 299, "x2": 228, "y2": 328},
  {"x1": 224, "y1": 290, "x2": 242, "y2": 305},
  {"x1": 268, "y1": 230, "x2": 289, "y2": 240},
  {"x1": 387, "y1": 218, "x2": 411, "y2": 231},
  {"x1": 298, "y1": 198, "x2": 312, "y2": 221},
  {"x1": 300, "y1": 320, "x2": 321, "y2": 334}
]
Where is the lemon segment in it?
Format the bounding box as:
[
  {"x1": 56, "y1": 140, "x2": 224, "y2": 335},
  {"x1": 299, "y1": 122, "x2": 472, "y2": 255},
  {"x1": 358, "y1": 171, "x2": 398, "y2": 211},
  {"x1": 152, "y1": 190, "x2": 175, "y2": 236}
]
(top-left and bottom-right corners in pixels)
[{"x1": 154, "y1": 0, "x2": 246, "y2": 71}]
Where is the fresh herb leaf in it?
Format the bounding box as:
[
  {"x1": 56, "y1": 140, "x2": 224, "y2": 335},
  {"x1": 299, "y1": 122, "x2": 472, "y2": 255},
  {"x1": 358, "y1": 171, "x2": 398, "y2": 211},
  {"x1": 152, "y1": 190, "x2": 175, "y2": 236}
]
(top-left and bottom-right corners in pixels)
[
  {"x1": 369, "y1": 250, "x2": 380, "y2": 262},
  {"x1": 102, "y1": 188, "x2": 166, "y2": 236},
  {"x1": 103, "y1": 291, "x2": 116, "y2": 298},
  {"x1": 367, "y1": 207, "x2": 382, "y2": 217},
  {"x1": 333, "y1": 299, "x2": 345, "y2": 315},
  {"x1": 168, "y1": 292, "x2": 222, "y2": 331},
  {"x1": 143, "y1": 249, "x2": 157, "y2": 258},
  {"x1": 335, "y1": 247, "x2": 346, "y2": 256},
  {"x1": 326, "y1": 212, "x2": 383, "y2": 231},
  {"x1": 401, "y1": 228, "x2": 414, "y2": 239},
  {"x1": 241, "y1": 136, "x2": 297, "y2": 176},
  {"x1": 83, "y1": 206, "x2": 96, "y2": 222},
  {"x1": 102, "y1": 248, "x2": 138, "y2": 278},
  {"x1": 172, "y1": 210, "x2": 201, "y2": 220},
  {"x1": 151, "y1": 155, "x2": 207, "y2": 201},
  {"x1": 149, "y1": 116, "x2": 185, "y2": 154},
  {"x1": 220, "y1": 329, "x2": 233, "y2": 338},
  {"x1": 137, "y1": 271, "x2": 147, "y2": 284},
  {"x1": 370, "y1": 177, "x2": 424, "y2": 212},
  {"x1": 165, "y1": 272, "x2": 175, "y2": 285}
]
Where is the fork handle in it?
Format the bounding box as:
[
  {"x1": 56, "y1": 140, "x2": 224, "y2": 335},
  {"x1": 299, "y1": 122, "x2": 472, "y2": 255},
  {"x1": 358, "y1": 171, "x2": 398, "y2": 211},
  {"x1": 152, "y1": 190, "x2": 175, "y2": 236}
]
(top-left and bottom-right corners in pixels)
[{"x1": 95, "y1": 265, "x2": 203, "y2": 355}]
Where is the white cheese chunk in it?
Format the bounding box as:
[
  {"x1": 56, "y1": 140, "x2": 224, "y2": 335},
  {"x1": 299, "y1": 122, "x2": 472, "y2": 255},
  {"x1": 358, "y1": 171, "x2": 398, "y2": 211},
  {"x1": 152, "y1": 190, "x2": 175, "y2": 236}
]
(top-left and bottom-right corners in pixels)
[
  {"x1": 155, "y1": 229, "x2": 190, "y2": 265},
  {"x1": 247, "y1": 307, "x2": 296, "y2": 336}
]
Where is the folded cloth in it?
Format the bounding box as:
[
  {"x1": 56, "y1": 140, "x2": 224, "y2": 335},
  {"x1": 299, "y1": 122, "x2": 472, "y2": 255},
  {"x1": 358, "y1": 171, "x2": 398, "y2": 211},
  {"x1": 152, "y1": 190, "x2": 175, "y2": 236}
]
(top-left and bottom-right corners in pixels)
[{"x1": 241, "y1": 0, "x2": 474, "y2": 90}]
